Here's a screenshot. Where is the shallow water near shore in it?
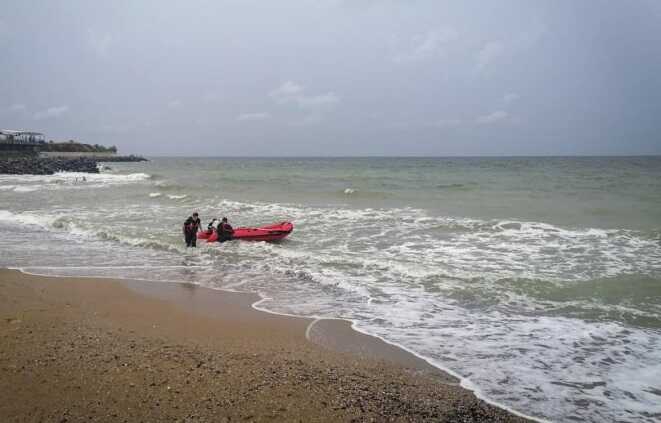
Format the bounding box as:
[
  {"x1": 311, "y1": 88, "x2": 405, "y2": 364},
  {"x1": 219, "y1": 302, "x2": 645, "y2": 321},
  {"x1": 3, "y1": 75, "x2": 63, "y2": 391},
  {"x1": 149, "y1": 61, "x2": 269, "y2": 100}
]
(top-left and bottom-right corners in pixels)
[{"x1": 1, "y1": 156, "x2": 660, "y2": 422}]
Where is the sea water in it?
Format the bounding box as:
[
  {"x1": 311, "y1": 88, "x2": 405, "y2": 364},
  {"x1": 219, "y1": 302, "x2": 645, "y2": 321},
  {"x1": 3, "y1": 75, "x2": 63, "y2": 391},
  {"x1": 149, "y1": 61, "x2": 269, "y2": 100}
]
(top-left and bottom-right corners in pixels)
[{"x1": 1, "y1": 157, "x2": 660, "y2": 422}]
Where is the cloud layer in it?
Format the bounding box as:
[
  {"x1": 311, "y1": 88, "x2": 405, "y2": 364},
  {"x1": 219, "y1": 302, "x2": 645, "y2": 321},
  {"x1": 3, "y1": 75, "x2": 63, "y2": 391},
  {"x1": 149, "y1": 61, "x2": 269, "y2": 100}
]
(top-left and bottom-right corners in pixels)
[
  {"x1": 237, "y1": 112, "x2": 271, "y2": 121},
  {"x1": 1, "y1": 1, "x2": 659, "y2": 155},
  {"x1": 33, "y1": 106, "x2": 69, "y2": 120}
]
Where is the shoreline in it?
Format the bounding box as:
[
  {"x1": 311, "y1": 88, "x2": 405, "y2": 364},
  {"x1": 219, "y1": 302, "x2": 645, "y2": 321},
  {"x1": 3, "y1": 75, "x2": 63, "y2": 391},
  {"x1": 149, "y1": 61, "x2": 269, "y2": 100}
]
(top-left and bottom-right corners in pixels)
[
  {"x1": 0, "y1": 268, "x2": 530, "y2": 422},
  {"x1": 12, "y1": 267, "x2": 457, "y2": 383}
]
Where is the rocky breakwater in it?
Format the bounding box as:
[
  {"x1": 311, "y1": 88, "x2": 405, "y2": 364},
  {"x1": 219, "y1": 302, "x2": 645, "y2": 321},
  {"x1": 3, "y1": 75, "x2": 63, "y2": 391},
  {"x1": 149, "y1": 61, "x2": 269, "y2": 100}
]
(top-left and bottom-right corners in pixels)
[
  {"x1": 96, "y1": 155, "x2": 148, "y2": 163},
  {"x1": 0, "y1": 156, "x2": 100, "y2": 175},
  {"x1": 0, "y1": 154, "x2": 148, "y2": 175}
]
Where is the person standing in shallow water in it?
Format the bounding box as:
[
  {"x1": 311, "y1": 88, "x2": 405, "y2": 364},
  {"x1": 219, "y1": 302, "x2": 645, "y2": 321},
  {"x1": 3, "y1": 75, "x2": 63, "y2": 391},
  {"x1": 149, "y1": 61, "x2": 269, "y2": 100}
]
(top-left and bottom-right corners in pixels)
[
  {"x1": 183, "y1": 212, "x2": 202, "y2": 247},
  {"x1": 217, "y1": 217, "x2": 234, "y2": 243}
]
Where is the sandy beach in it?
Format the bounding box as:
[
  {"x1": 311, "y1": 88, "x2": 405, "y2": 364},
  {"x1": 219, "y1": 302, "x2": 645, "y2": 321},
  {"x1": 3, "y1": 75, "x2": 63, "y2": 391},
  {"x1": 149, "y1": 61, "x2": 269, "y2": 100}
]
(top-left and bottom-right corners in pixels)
[{"x1": 0, "y1": 269, "x2": 527, "y2": 422}]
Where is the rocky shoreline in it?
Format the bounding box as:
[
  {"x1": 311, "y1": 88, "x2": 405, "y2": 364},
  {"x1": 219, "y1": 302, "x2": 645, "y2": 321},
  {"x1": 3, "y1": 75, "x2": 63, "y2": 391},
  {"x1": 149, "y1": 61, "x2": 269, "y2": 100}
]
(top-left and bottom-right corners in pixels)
[
  {"x1": 0, "y1": 155, "x2": 147, "y2": 175},
  {"x1": 93, "y1": 155, "x2": 148, "y2": 163}
]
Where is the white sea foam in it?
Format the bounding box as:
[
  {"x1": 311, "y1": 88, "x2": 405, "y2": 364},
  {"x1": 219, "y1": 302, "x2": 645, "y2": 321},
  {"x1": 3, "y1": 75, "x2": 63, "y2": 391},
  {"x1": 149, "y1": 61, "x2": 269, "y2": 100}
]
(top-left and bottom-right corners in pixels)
[
  {"x1": 0, "y1": 209, "x2": 185, "y2": 256},
  {"x1": 12, "y1": 186, "x2": 38, "y2": 193},
  {"x1": 215, "y1": 198, "x2": 661, "y2": 283},
  {"x1": 0, "y1": 171, "x2": 151, "y2": 193},
  {"x1": 53, "y1": 171, "x2": 151, "y2": 182},
  {"x1": 149, "y1": 192, "x2": 162, "y2": 197},
  {"x1": 187, "y1": 197, "x2": 661, "y2": 422},
  {"x1": 167, "y1": 194, "x2": 187, "y2": 200},
  {"x1": 0, "y1": 209, "x2": 59, "y2": 229}
]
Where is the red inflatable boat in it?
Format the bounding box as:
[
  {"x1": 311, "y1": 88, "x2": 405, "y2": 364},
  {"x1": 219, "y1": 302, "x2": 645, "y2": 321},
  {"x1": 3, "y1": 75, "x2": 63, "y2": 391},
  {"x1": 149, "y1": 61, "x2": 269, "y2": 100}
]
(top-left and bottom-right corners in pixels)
[{"x1": 197, "y1": 221, "x2": 293, "y2": 243}]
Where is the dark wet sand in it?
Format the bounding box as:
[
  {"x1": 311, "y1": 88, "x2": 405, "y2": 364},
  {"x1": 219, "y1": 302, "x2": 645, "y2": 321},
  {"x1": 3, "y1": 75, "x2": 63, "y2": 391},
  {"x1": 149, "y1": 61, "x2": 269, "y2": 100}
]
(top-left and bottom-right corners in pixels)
[{"x1": 0, "y1": 269, "x2": 528, "y2": 422}]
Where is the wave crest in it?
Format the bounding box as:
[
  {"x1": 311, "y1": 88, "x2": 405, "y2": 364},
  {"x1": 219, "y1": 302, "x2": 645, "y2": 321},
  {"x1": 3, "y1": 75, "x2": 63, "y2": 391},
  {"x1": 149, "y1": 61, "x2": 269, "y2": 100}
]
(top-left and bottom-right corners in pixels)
[{"x1": 0, "y1": 172, "x2": 151, "y2": 193}]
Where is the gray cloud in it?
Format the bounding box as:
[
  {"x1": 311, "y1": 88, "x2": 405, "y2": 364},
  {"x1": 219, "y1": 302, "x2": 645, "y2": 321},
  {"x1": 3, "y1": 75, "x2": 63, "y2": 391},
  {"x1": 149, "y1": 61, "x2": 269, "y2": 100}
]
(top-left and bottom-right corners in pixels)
[
  {"x1": 237, "y1": 112, "x2": 271, "y2": 121},
  {"x1": 167, "y1": 100, "x2": 182, "y2": 109},
  {"x1": 392, "y1": 28, "x2": 458, "y2": 63},
  {"x1": 86, "y1": 30, "x2": 114, "y2": 59},
  {"x1": 34, "y1": 106, "x2": 70, "y2": 120},
  {"x1": 0, "y1": 19, "x2": 8, "y2": 40},
  {"x1": 432, "y1": 119, "x2": 464, "y2": 128},
  {"x1": 270, "y1": 82, "x2": 339, "y2": 110},
  {"x1": 269, "y1": 81, "x2": 340, "y2": 126},
  {"x1": 476, "y1": 111, "x2": 510, "y2": 125},
  {"x1": 3, "y1": 104, "x2": 27, "y2": 114},
  {"x1": 1, "y1": 1, "x2": 659, "y2": 155},
  {"x1": 503, "y1": 93, "x2": 520, "y2": 105},
  {"x1": 296, "y1": 93, "x2": 340, "y2": 110},
  {"x1": 475, "y1": 41, "x2": 505, "y2": 73},
  {"x1": 269, "y1": 81, "x2": 305, "y2": 104}
]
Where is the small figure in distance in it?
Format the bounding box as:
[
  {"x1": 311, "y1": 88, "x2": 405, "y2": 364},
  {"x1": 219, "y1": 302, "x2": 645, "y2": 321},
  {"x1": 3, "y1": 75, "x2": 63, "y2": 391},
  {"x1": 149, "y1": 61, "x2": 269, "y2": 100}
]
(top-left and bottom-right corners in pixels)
[
  {"x1": 218, "y1": 217, "x2": 234, "y2": 243},
  {"x1": 183, "y1": 212, "x2": 202, "y2": 247}
]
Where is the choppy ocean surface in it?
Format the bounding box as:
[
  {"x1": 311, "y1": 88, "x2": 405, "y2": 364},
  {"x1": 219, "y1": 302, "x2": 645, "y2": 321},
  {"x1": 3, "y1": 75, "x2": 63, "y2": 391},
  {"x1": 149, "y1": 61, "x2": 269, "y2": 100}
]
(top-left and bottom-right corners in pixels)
[{"x1": 1, "y1": 157, "x2": 660, "y2": 422}]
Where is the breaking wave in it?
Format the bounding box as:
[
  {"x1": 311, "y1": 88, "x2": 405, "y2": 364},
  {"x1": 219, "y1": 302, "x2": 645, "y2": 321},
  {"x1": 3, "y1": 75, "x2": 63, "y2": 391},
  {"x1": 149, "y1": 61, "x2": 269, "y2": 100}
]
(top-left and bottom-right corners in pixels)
[{"x1": 0, "y1": 171, "x2": 151, "y2": 192}]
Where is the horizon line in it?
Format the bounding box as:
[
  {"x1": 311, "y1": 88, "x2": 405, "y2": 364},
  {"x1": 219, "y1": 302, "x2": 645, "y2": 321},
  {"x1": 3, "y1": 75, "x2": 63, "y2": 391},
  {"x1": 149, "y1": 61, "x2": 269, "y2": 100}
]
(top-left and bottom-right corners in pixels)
[{"x1": 134, "y1": 154, "x2": 661, "y2": 159}]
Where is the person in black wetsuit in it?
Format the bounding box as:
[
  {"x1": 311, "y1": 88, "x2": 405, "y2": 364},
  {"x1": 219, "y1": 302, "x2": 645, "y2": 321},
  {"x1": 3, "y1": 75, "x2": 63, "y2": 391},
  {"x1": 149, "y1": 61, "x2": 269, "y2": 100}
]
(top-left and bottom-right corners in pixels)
[
  {"x1": 183, "y1": 212, "x2": 202, "y2": 247},
  {"x1": 207, "y1": 218, "x2": 219, "y2": 233},
  {"x1": 217, "y1": 217, "x2": 234, "y2": 243}
]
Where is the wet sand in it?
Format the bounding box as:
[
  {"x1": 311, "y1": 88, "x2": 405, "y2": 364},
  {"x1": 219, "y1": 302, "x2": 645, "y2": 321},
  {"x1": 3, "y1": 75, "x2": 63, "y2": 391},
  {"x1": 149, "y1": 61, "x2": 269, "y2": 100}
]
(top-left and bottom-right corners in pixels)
[{"x1": 0, "y1": 269, "x2": 528, "y2": 422}]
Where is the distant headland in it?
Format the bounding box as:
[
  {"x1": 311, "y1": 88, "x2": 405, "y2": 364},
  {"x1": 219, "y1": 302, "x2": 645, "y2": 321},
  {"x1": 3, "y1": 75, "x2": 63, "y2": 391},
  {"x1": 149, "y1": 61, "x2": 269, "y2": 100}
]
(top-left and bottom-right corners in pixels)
[{"x1": 0, "y1": 129, "x2": 147, "y2": 175}]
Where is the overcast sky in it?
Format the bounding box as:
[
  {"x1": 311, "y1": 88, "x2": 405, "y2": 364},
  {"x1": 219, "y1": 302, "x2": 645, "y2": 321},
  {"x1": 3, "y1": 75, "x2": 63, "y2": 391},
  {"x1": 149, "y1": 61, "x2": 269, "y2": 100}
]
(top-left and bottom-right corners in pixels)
[{"x1": 1, "y1": 0, "x2": 660, "y2": 156}]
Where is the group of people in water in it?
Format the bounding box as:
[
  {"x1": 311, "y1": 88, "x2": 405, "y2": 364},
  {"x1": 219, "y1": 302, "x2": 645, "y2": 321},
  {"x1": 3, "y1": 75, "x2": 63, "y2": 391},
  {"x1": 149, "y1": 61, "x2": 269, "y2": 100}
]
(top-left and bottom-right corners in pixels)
[{"x1": 183, "y1": 212, "x2": 234, "y2": 247}]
